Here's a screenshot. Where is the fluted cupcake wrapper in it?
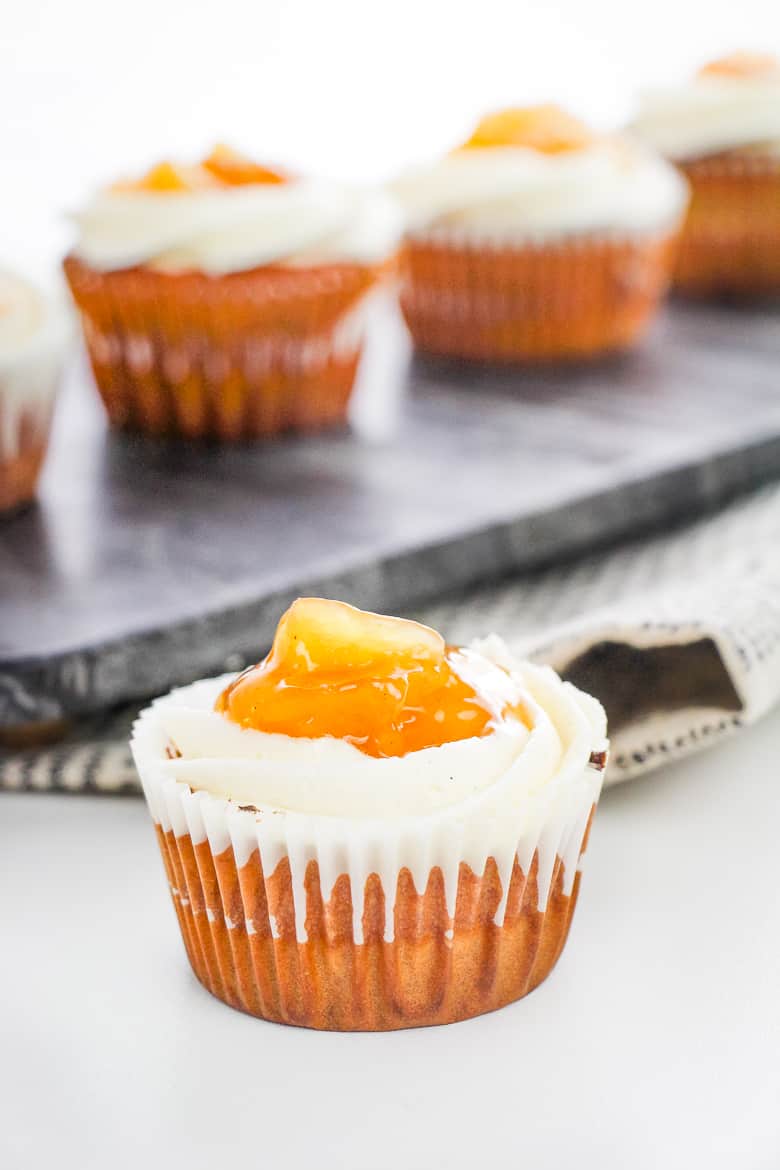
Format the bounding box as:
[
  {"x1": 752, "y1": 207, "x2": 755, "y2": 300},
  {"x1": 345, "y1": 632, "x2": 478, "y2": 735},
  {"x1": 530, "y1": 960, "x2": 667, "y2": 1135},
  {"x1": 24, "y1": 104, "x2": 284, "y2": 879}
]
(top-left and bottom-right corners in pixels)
[
  {"x1": 398, "y1": 228, "x2": 680, "y2": 362},
  {"x1": 132, "y1": 695, "x2": 605, "y2": 1031},
  {"x1": 675, "y1": 153, "x2": 780, "y2": 297},
  {"x1": 63, "y1": 258, "x2": 388, "y2": 440}
]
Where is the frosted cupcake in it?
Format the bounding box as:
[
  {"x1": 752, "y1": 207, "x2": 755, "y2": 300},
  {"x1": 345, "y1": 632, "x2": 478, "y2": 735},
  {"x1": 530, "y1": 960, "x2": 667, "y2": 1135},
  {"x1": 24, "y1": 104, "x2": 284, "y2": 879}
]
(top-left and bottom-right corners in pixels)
[
  {"x1": 64, "y1": 147, "x2": 400, "y2": 440},
  {"x1": 392, "y1": 106, "x2": 688, "y2": 362},
  {"x1": 632, "y1": 53, "x2": 780, "y2": 296},
  {"x1": 0, "y1": 271, "x2": 69, "y2": 512},
  {"x1": 131, "y1": 597, "x2": 608, "y2": 1031}
]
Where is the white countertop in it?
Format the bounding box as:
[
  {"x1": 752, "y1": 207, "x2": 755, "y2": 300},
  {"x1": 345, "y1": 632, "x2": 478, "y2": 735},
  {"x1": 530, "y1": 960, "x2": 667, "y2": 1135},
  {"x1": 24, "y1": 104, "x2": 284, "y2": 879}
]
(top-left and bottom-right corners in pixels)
[{"x1": 3, "y1": 713, "x2": 780, "y2": 1170}]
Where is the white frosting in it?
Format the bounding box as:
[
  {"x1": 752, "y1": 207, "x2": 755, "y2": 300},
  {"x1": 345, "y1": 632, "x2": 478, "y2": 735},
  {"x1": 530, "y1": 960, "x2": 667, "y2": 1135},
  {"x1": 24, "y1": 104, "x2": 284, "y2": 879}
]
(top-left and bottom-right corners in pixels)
[
  {"x1": 131, "y1": 637, "x2": 608, "y2": 941},
  {"x1": 150, "y1": 645, "x2": 534, "y2": 818},
  {"x1": 0, "y1": 273, "x2": 49, "y2": 362},
  {"x1": 0, "y1": 271, "x2": 70, "y2": 459},
  {"x1": 390, "y1": 140, "x2": 688, "y2": 243},
  {"x1": 71, "y1": 180, "x2": 402, "y2": 274},
  {"x1": 632, "y1": 75, "x2": 780, "y2": 160}
]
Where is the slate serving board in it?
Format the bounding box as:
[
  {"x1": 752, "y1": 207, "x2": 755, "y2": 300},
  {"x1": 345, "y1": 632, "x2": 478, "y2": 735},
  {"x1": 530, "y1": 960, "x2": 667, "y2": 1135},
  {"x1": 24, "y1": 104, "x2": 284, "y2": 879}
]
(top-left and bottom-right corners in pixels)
[{"x1": 2, "y1": 301, "x2": 779, "y2": 730}]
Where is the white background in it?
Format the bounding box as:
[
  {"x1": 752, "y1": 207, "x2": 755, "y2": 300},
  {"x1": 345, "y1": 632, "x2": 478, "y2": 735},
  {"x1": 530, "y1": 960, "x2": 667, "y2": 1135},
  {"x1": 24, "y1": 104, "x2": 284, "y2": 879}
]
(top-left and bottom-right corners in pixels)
[
  {"x1": 4, "y1": 0, "x2": 780, "y2": 278},
  {"x1": 4, "y1": 5, "x2": 780, "y2": 1165},
  {"x1": 3, "y1": 710, "x2": 780, "y2": 1169}
]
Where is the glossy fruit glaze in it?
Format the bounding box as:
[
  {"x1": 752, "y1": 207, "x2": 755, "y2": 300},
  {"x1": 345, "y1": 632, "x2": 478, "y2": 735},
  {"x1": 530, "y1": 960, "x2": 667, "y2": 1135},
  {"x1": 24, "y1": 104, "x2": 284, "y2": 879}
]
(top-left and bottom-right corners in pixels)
[
  {"x1": 113, "y1": 144, "x2": 288, "y2": 193},
  {"x1": 457, "y1": 105, "x2": 594, "y2": 154},
  {"x1": 216, "y1": 598, "x2": 526, "y2": 758}
]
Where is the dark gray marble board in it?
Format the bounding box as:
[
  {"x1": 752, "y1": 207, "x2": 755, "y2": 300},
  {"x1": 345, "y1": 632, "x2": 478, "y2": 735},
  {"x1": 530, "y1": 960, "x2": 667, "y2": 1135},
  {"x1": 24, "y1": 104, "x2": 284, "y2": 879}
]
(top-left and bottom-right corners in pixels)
[{"x1": 2, "y1": 302, "x2": 779, "y2": 729}]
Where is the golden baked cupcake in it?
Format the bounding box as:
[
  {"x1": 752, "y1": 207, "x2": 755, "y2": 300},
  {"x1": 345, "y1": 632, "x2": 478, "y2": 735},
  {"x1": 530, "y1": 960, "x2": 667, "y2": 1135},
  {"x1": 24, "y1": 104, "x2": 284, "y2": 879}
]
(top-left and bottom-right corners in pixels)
[
  {"x1": 64, "y1": 146, "x2": 400, "y2": 440},
  {"x1": 131, "y1": 597, "x2": 608, "y2": 1031},
  {"x1": 632, "y1": 53, "x2": 780, "y2": 296},
  {"x1": 391, "y1": 106, "x2": 688, "y2": 362},
  {"x1": 0, "y1": 270, "x2": 69, "y2": 513}
]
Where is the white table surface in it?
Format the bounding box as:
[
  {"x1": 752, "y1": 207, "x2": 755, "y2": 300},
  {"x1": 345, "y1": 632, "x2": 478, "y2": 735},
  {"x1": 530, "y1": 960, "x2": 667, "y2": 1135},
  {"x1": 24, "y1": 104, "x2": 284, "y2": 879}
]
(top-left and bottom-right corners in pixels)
[{"x1": 3, "y1": 714, "x2": 780, "y2": 1170}]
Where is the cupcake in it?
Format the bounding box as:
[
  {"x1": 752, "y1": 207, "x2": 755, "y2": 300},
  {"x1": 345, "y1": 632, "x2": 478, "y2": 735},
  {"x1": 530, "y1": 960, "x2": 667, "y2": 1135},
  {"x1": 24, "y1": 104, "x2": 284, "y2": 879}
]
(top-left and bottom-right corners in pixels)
[
  {"x1": 64, "y1": 146, "x2": 400, "y2": 440},
  {"x1": 0, "y1": 270, "x2": 69, "y2": 513},
  {"x1": 632, "y1": 53, "x2": 780, "y2": 297},
  {"x1": 391, "y1": 106, "x2": 688, "y2": 362},
  {"x1": 131, "y1": 597, "x2": 608, "y2": 1031}
]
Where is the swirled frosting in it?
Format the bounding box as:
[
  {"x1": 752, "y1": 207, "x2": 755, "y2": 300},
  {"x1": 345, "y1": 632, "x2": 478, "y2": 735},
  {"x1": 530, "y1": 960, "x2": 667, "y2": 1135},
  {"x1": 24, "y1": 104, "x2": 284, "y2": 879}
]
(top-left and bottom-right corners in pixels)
[
  {"x1": 391, "y1": 138, "x2": 687, "y2": 242},
  {"x1": 632, "y1": 55, "x2": 780, "y2": 160},
  {"x1": 134, "y1": 636, "x2": 606, "y2": 821},
  {"x1": 71, "y1": 174, "x2": 401, "y2": 274}
]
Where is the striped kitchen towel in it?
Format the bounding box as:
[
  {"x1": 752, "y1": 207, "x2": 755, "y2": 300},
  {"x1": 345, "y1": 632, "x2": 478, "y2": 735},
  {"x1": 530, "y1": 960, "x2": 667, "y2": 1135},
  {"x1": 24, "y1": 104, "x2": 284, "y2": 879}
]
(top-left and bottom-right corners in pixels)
[{"x1": 4, "y1": 481, "x2": 780, "y2": 793}]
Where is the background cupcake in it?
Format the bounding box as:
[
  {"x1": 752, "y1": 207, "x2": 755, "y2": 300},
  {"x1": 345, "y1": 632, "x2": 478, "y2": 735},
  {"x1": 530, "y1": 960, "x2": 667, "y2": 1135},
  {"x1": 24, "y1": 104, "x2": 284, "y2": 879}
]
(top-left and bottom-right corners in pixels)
[
  {"x1": 391, "y1": 106, "x2": 688, "y2": 363},
  {"x1": 0, "y1": 270, "x2": 69, "y2": 512},
  {"x1": 64, "y1": 146, "x2": 400, "y2": 440},
  {"x1": 632, "y1": 53, "x2": 780, "y2": 297}
]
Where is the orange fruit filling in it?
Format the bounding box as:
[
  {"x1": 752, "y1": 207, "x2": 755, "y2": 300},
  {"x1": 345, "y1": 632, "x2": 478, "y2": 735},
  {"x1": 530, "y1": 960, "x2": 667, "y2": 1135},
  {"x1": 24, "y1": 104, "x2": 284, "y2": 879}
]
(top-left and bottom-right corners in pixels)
[
  {"x1": 458, "y1": 105, "x2": 595, "y2": 154},
  {"x1": 112, "y1": 161, "x2": 219, "y2": 193},
  {"x1": 202, "y1": 143, "x2": 288, "y2": 186},
  {"x1": 698, "y1": 52, "x2": 779, "y2": 80},
  {"x1": 216, "y1": 598, "x2": 524, "y2": 758},
  {"x1": 113, "y1": 146, "x2": 289, "y2": 193}
]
